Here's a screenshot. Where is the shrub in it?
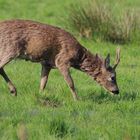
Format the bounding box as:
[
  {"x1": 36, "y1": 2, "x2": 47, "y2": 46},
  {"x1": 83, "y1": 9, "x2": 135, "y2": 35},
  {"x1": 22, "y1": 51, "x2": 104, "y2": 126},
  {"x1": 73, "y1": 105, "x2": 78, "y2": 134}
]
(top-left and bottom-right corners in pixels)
[
  {"x1": 107, "y1": 10, "x2": 139, "y2": 44},
  {"x1": 68, "y1": 0, "x2": 139, "y2": 44}
]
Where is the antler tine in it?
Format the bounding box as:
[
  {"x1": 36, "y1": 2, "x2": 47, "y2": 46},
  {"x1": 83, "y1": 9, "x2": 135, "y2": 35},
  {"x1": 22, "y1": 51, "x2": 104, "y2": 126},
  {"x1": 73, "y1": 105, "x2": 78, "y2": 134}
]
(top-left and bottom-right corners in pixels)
[{"x1": 113, "y1": 48, "x2": 120, "y2": 69}]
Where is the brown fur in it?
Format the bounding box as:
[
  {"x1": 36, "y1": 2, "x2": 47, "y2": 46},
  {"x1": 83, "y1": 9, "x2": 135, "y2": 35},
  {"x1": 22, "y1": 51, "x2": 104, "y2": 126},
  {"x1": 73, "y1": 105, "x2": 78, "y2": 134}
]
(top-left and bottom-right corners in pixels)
[{"x1": 0, "y1": 19, "x2": 120, "y2": 100}]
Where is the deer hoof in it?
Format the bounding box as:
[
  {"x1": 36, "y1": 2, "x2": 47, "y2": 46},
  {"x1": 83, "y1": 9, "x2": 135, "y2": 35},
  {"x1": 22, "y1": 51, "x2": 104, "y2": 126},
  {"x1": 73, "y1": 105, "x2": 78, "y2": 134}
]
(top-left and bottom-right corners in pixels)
[
  {"x1": 73, "y1": 96, "x2": 80, "y2": 101},
  {"x1": 10, "y1": 88, "x2": 17, "y2": 96}
]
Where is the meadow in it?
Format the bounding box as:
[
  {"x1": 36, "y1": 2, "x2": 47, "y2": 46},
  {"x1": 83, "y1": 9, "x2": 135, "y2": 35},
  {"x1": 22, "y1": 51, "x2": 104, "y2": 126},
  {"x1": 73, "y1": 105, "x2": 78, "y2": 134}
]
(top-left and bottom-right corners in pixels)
[{"x1": 0, "y1": 0, "x2": 140, "y2": 140}]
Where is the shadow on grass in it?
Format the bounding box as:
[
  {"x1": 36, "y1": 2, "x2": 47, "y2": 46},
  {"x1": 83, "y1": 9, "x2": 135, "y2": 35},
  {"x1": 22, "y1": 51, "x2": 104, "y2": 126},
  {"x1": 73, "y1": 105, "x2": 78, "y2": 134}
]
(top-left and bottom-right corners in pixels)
[
  {"x1": 36, "y1": 94, "x2": 62, "y2": 108},
  {"x1": 82, "y1": 90, "x2": 139, "y2": 103},
  {"x1": 49, "y1": 119, "x2": 68, "y2": 138}
]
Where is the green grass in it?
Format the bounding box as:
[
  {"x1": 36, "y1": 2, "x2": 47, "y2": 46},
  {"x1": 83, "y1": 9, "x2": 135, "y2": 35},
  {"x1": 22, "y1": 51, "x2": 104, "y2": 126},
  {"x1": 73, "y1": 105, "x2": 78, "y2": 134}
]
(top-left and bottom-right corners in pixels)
[{"x1": 0, "y1": 0, "x2": 140, "y2": 140}]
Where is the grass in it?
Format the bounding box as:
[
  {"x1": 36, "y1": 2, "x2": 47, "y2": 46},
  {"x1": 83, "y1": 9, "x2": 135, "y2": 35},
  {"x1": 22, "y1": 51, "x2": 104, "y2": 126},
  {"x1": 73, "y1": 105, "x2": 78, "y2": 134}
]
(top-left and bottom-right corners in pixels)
[{"x1": 0, "y1": 0, "x2": 140, "y2": 140}]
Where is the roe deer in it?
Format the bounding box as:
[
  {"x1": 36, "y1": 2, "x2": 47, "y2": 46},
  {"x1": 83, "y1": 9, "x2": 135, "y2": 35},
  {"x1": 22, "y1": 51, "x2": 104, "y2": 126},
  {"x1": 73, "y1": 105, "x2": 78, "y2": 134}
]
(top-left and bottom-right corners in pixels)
[{"x1": 0, "y1": 19, "x2": 120, "y2": 100}]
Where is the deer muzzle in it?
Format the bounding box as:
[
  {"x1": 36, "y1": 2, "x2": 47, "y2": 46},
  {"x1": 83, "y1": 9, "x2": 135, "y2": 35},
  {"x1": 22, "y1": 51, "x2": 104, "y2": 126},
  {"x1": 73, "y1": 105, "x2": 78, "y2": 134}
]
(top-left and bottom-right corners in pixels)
[{"x1": 111, "y1": 90, "x2": 119, "y2": 95}]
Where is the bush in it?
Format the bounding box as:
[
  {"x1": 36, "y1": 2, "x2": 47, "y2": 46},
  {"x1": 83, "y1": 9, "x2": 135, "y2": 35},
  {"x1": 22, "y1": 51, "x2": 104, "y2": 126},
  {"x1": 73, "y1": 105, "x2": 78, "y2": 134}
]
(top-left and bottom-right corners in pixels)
[
  {"x1": 107, "y1": 10, "x2": 139, "y2": 44},
  {"x1": 68, "y1": 0, "x2": 140, "y2": 44}
]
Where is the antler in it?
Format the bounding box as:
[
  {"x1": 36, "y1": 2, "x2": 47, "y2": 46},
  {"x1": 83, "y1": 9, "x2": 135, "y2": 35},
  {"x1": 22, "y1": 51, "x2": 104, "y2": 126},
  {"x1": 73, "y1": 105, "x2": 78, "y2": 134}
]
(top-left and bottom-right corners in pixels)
[{"x1": 113, "y1": 48, "x2": 120, "y2": 69}]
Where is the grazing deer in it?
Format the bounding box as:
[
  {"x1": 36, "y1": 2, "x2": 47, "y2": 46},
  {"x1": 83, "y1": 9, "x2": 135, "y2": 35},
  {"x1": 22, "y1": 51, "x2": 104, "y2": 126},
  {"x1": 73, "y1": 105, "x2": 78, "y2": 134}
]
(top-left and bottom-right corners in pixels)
[{"x1": 0, "y1": 19, "x2": 120, "y2": 100}]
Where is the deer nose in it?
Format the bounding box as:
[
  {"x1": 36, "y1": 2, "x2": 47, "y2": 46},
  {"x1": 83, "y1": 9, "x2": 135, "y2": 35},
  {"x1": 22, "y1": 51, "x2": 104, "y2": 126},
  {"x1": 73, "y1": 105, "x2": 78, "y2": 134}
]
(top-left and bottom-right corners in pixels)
[{"x1": 112, "y1": 90, "x2": 119, "y2": 94}]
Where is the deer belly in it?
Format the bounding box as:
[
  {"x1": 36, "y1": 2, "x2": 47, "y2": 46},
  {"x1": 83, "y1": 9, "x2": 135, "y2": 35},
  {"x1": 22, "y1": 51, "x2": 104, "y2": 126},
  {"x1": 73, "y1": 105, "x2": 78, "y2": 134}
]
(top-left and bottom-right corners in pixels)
[{"x1": 19, "y1": 50, "x2": 56, "y2": 69}]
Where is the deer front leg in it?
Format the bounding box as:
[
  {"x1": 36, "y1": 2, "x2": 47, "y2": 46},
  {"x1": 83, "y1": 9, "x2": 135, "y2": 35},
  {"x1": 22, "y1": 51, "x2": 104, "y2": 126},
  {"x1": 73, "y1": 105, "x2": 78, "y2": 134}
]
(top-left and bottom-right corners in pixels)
[
  {"x1": 0, "y1": 68, "x2": 17, "y2": 96},
  {"x1": 40, "y1": 63, "x2": 51, "y2": 91},
  {"x1": 57, "y1": 65, "x2": 79, "y2": 101}
]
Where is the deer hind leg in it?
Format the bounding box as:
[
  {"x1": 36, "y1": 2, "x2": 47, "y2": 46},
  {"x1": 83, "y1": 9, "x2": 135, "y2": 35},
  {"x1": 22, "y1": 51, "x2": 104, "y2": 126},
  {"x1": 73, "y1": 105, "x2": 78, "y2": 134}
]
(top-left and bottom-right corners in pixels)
[
  {"x1": 40, "y1": 62, "x2": 51, "y2": 91},
  {"x1": 0, "y1": 68, "x2": 17, "y2": 96},
  {"x1": 56, "y1": 62, "x2": 79, "y2": 101},
  {"x1": 0, "y1": 51, "x2": 18, "y2": 96}
]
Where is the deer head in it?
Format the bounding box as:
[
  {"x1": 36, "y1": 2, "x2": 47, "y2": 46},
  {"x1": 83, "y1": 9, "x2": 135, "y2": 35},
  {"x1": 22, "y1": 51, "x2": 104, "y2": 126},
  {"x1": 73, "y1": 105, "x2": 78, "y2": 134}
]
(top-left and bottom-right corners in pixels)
[{"x1": 94, "y1": 48, "x2": 120, "y2": 95}]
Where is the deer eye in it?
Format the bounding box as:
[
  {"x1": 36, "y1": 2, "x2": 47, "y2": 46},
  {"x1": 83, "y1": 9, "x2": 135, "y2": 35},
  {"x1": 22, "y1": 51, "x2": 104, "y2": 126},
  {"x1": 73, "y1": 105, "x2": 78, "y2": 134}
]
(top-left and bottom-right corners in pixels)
[{"x1": 111, "y1": 76, "x2": 115, "y2": 81}]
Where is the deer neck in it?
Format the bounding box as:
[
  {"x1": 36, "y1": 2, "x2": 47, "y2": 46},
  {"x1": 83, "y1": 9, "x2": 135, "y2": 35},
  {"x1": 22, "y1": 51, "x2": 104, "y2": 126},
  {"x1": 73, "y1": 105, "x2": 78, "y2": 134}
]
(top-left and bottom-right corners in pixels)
[{"x1": 76, "y1": 48, "x2": 102, "y2": 78}]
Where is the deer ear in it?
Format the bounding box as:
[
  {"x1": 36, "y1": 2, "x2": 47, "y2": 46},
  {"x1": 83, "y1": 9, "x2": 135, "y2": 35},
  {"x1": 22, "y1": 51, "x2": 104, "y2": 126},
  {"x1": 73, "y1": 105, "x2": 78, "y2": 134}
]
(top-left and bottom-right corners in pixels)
[{"x1": 104, "y1": 54, "x2": 110, "y2": 68}]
